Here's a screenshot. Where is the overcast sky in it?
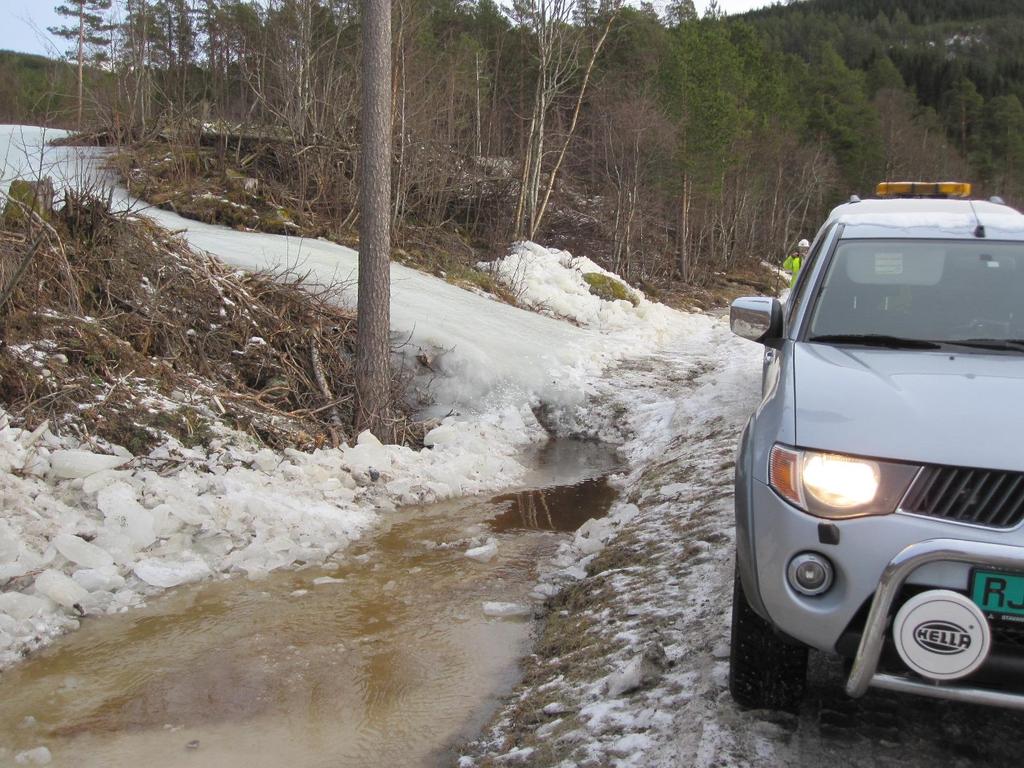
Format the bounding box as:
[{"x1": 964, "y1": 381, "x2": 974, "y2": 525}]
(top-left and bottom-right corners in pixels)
[{"x1": 0, "y1": 0, "x2": 776, "y2": 58}]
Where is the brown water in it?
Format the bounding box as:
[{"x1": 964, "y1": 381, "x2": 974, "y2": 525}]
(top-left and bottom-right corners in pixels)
[
  {"x1": 489, "y1": 477, "x2": 616, "y2": 533},
  {"x1": 0, "y1": 440, "x2": 619, "y2": 768}
]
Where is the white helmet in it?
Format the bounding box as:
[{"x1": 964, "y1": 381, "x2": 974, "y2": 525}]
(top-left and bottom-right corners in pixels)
[{"x1": 798, "y1": 238, "x2": 810, "y2": 250}]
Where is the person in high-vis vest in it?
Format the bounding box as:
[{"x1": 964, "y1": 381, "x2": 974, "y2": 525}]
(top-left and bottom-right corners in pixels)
[{"x1": 783, "y1": 239, "x2": 810, "y2": 288}]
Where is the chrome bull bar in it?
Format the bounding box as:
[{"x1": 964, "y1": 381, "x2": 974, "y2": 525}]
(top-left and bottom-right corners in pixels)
[{"x1": 846, "y1": 538, "x2": 1024, "y2": 709}]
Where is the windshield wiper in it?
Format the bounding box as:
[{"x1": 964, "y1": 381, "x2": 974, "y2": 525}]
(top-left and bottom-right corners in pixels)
[
  {"x1": 807, "y1": 334, "x2": 942, "y2": 350},
  {"x1": 942, "y1": 338, "x2": 1024, "y2": 352}
]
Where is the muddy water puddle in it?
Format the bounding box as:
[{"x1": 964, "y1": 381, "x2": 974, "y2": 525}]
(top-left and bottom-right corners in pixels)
[{"x1": 0, "y1": 440, "x2": 620, "y2": 767}]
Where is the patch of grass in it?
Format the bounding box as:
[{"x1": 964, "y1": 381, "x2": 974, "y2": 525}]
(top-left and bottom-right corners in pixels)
[
  {"x1": 393, "y1": 245, "x2": 519, "y2": 305},
  {"x1": 151, "y1": 407, "x2": 215, "y2": 448},
  {"x1": 583, "y1": 272, "x2": 639, "y2": 306},
  {"x1": 533, "y1": 604, "x2": 593, "y2": 661},
  {"x1": 446, "y1": 263, "x2": 518, "y2": 304},
  {"x1": 586, "y1": 536, "x2": 646, "y2": 576}
]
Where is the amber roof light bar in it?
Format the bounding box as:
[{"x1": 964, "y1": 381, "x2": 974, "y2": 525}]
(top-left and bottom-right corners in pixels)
[{"x1": 875, "y1": 181, "x2": 972, "y2": 199}]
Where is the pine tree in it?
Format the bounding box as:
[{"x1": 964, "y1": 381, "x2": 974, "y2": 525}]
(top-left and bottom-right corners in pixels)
[
  {"x1": 49, "y1": 0, "x2": 113, "y2": 128},
  {"x1": 356, "y1": 0, "x2": 394, "y2": 440}
]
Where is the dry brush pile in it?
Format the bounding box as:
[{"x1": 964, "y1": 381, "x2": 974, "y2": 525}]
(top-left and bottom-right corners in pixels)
[{"x1": 0, "y1": 189, "x2": 412, "y2": 455}]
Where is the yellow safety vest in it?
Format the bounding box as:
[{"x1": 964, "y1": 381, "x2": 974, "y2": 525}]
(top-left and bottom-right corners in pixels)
[{"x1": 783, "y1": 254, "x2": 802, "y2": 287}]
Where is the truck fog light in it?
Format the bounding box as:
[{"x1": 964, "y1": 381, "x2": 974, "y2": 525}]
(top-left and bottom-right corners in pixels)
[{"x1": 788, "y1": 552, "x2": 834, "y2": 596}]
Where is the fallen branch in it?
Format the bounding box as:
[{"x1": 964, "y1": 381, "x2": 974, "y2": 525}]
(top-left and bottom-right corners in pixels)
[{"x1": 311, "y1": 342, "x2": 345, "y2": 446}]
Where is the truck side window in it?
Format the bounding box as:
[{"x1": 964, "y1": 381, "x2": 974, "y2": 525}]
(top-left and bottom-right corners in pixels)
[{"x1": 786, "y1": 224, "x2": 834, "y2": 330}]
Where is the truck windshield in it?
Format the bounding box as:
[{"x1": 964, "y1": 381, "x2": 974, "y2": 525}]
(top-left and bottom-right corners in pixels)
[{"x1": 807, "y1": 240, "x2": 1024, "y2": 347}]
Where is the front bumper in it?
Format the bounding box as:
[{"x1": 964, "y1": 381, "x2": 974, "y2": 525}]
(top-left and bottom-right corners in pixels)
[
  {"x1": 846, "y1": 538, "x2": 1024, "y2": 709},
  {"x1": 748, "y1": 480, "x2": 1024, "y2": 652}
]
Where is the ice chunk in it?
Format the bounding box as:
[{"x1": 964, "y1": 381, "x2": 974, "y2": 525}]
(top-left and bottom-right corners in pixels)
[
  {"x1": 356, "y1": 430, "x2": 383, "y2": 448},
  {"x1": 97, "y1": 483, "x2": 157, "y2": 549},
  {"x1": 50, "y1": 450, "x2": 128, "y2": 479},
  {"x1": 574, "y1": 517, "x2": 611, "y2": 555},
  {"x1": 423, "y1": 423, "x2": 458, "y2": 447},
  {"x1": 344, "y1": 444, "x2": 390, "y2": 474},
  {"x1": 20, "y1": 451, "x2": 49, "y2": 477},
  {"x1": 80, "y1": 589, "x2": 115, "y2": 613},
  {"x1": 0, "y1": 555, "x2": 41, "y2": 581},
  {"x1": 34, "y1": 570, "x2": 89, "y2": 609},
  {"x1": 0, "y1": 592, "x2": 51, "y2": 620},
  {"x1": 15, "y1": 746, "x2": 51, "y2": 765},
  {"x1": 124, "y1": 507, "x2": 157, "y2": 549},
  {"x1": 90, "y1": 531, "x2": 135, "y2": 565},
  {"x1": 482, "y1": 601, "x2": 531, "y2": 618},
  {"x1": 425, "y1": 481, "x2": 452, "y2": 498},
  {"x1": 605, "y1": 646, "x2": 665, "y2": 697},
  {"x1": 0, "y1": 521, "x2": 21, "y2": 563},
  {"x1": 312, "y1": 576, "x2": 345, "y2": 586},
  {"x1": 465, "y1": 538, "x2": 498, "y2": 563},
  {"x1": 574, "y1": 535, "x2": 604, "y2": 556},
  {"x1": 53, "y1": 534, "x2": 114, "y2": 569},
  {"x1": 163, "y1": 501, "x2": 205, "y2": 527},
  {"x1": 133, "y1": 558, "x2": 211, "y2": 588},
  {"x1": 386, "y1": 478, "x2": 414, "y2": 497},
  {"x1": 606, "y1": 655, "x2": 644, "y2": 697},
  {"x1": 82, "y1": 469, "x2": 131, "y2": 495},
  {"x1": 72, "y1": 566, "x2": 125, "y2": 592},
  {"x1": 252, "y1": 449, "x2": 279, "y2": 472},
  {"x1": 530, "y1": 583, "x2": 560, "y2": 601}
]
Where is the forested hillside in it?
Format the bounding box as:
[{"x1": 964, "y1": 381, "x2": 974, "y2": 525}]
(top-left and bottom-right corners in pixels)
[
  {"x1": 0, "y1": 52, "x2": 77, "y2": 126},
  {"x1": 9, "y1": 0, "x2": 1024, "y2": 288},
  {"x1": 748, "y1": 0, "x2": 1024, "y2": 202}
]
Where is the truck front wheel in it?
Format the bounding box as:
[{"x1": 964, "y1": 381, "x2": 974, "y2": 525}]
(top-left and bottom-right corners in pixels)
[{"x1": 729, "y1": 566, "x2": 808, "y2": 710}]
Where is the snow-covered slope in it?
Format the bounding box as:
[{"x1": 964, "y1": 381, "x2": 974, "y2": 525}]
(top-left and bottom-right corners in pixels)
[
  {"x1": 0, "y1": 124, "x2": 716, "y2": 667},
  {"x1": 0, "y1": 126, "x2": 687, "y2": 413}
]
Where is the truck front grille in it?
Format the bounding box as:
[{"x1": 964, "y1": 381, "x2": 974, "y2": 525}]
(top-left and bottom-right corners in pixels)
[{"x1": 901, "y1": 466, "x2": 1024, "y2": 529}]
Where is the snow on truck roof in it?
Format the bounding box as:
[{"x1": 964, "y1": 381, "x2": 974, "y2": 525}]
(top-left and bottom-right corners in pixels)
[{"x1": 826, "y1": 197, "x2": 1024, "y2": 240}]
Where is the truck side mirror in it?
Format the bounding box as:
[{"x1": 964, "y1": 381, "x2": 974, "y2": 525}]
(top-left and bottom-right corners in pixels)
[{"x1": 730, "y1": 296, "x2": 783, "y2": 343}]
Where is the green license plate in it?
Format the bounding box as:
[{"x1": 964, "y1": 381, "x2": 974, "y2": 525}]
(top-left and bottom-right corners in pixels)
[{"x1": 971, "y1": 569, "x2": 1024, "y2": 618}]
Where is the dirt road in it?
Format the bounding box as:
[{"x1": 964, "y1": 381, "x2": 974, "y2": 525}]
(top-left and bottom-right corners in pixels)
[{"x1": 462, "y1": 319, "x2": 1024, "y2": 768}]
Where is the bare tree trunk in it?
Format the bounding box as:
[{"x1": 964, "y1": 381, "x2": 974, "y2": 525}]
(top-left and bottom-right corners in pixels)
[
  {"x1": 392, "y1": 7, "x2": 407, "y2": 228},
  {"x1": 530, "y1": 11, "x2": 615, "y2": 239},
  {"x1": 474, "y1": 51, "x2": 482, "y2": 157},
  {"x1": 356, "y1": 0, "x2": 393, "y2": 439},
  {"x1": 78, "y1": 6, "x2": 85, "y2": 129}
]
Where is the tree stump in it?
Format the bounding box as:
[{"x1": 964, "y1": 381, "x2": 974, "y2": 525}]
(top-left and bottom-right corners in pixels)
[{"x1": 3, "y1": 179, "x2": 55, "y2": 229}]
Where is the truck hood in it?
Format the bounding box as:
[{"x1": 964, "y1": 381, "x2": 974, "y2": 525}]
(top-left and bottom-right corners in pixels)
[{"x1": 793, "y1": 343, "x2": 1024, "y2": 472}]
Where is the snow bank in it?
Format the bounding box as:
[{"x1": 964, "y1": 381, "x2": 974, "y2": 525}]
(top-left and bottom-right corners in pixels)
[
  {"x1": 0, "y1": 403, "x2": 544, "y2": 668},
  {"x1": 487, "y1": 242, "x2": 679, "y2": 334}
]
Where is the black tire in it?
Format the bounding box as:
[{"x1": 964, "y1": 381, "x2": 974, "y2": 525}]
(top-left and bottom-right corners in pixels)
[{"x1": 729, "y1": 567, "x2": 808, "y2": 711}]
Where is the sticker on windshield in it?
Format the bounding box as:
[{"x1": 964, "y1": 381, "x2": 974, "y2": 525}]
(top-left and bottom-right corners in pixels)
[{"x1": 875, "y1": 253, "x2": 904, "y2": 275}]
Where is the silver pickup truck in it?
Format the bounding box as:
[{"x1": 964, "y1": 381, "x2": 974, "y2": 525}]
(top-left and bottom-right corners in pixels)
[{"x1": 729, "y1": 183, "x2": 1024, "y2": 711}]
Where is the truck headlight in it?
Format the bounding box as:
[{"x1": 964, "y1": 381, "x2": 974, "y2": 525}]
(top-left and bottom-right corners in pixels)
[
  {"x1": 769, "y1": 445, "x2": 918, "y2": 519},
  {"x1": 803, "y1": 453, "x2": 879, "y2": 508}
]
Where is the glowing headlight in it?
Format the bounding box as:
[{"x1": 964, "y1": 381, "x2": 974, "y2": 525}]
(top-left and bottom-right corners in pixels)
[
  {"x1": 802, "y1": 454, "x2": 879, "y2": 508},
  {"x1": 769, "y1": 445, "x2": 919, "y2": 519}
]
